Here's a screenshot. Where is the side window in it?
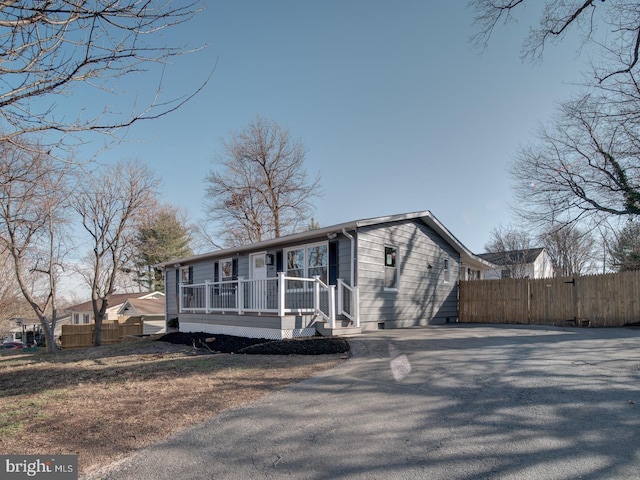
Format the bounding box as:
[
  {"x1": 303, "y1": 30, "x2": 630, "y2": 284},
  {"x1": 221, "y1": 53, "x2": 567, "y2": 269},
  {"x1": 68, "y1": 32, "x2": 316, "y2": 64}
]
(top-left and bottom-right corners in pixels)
[
  {"x1": 444, "y1": 258, "x2": 450, "y2": 283},
  {"x1": 384, "y1": 246, "x2": 399, "y2": 290}
]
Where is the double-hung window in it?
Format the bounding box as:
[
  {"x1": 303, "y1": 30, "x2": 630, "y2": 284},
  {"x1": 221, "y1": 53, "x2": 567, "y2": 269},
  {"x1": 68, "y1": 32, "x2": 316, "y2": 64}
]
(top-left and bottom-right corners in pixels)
[
  {"x1": 285, "y1": 242, "x2": 328, "y2": 288},
  {"x1": 219, "y1": 258, "x2": 234, "y2": 295},
  {"x1": 384, "y1": 246, "x2": 399, "y2": 290}
]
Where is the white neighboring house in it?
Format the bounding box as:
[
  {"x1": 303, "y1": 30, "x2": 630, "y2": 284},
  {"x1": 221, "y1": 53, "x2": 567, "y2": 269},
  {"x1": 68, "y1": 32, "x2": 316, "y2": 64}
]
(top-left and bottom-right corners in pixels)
[
  {"x1": 117, "y1": 297, "x2": 166, "y2": 335},
  {"x1": 66, "y1": 291, "x2": 164, "y2": 325},
  {"x1": 478, "y1": 247, "x2": 555, "y2": 279}
]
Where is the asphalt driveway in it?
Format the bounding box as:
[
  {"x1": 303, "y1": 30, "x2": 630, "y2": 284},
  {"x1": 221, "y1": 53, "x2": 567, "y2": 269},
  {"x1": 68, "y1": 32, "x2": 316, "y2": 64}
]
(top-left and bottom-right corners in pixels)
[{"x1": 85, "y1": 324, "x2": 640, "y2": 480}]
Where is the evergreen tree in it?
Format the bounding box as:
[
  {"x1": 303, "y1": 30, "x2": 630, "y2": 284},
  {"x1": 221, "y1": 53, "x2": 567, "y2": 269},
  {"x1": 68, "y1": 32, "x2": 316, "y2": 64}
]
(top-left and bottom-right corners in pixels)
[
  {"x1": 609, "y1": 222, "x2": 640, "y2": 272},
  {"x1": 133, "y1": 205, "x2": 193, "y2": 292}
]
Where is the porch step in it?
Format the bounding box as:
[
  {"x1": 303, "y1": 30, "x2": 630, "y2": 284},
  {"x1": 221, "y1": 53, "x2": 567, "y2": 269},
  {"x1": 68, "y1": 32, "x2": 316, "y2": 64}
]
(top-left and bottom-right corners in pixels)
[{"x1": 315, "y1": 322, "x2": 362, "y2": 337}]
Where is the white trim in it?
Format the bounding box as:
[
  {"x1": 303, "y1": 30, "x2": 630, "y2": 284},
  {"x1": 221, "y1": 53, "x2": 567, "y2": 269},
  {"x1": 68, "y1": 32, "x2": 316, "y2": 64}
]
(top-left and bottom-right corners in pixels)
[{"x1": 180, "y1": 322, "x2": 316, "y2": 340}]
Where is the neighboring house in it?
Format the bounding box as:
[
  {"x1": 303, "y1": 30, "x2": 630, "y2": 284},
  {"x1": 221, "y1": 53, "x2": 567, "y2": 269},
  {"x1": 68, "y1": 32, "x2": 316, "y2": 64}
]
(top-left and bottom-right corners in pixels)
[
  {"x1": 117, "y1": 297, "x2": 166, "y2": 335},
  {"x1": 478, "y1": 247, "x2": 555, "y2": 279},
  {"x1": 157, "y1": 210, "x2": 495, "y2": 340},
  {"x1": 66, "y1": 291, "x2": 165, "y2": 325}
]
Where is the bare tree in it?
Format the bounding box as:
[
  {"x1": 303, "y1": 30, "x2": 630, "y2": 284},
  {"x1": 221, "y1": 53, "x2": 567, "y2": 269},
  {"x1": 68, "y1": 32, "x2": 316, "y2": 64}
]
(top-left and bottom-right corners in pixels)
[
  {"x1": 472, "y1": 1, "x2": 640, "y2": 228},
  {"x1": 511, "y1": 94, "x2": 640, "y2": 227},
  {"x1": 0, "y1": 249, "x2": 34, "y2": 337},
  {"x1": 204, "y1": 115, "x2": 321, "y2": 246},
  {"x1": 483, "y1": 225, "x2": 534, "y2": 278},
  {"x1": 539, "y1": 225, "x2": 597, "y2": 276},
  {"x1": 72, "y1": 159, "x2": 159, "y2": 346},
  {"x1": 0, "y1": 138, "x2": 70, "y2": 352},
  {"x1": 0, "y1": 1, "x2": 208, "y2": 156}
]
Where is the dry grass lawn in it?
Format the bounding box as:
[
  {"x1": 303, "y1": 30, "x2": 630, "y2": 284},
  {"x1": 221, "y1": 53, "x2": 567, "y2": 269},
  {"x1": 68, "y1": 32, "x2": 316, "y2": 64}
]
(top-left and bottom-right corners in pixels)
[{"x1": 0, "y1": 337, "x2": 347, "y2": 476}]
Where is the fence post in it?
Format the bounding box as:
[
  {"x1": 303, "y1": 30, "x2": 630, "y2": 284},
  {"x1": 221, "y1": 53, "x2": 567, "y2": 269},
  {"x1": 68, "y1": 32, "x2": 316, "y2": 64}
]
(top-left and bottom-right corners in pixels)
[
  {"x1": 526, "y1": 277, "x2": 531, "y2": 325},
  {"x1": 278, "y1": 272, "x2": 286, "y2": 317}
]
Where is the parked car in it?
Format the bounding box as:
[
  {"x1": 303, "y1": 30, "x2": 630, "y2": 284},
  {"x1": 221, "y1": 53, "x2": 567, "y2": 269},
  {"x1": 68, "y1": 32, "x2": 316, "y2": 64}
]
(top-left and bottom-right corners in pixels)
[{"x1": 0, "y1": 342, "x2": 25, "y2": 350}]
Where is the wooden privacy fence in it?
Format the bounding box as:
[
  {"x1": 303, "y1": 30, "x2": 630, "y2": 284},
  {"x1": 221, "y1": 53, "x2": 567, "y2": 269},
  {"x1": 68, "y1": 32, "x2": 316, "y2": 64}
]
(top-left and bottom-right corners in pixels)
[
  {"x1": 61, "y1": 318, "x2": 143, "y2": 349},
  {"x1": 459, "y1": 270, "x2": 640, "y2": 327}
]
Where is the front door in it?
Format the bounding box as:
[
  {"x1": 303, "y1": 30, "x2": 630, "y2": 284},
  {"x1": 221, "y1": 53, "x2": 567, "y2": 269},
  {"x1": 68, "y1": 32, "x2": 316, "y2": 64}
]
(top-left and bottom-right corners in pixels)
[{"x1": 249, "y1": 252, "x2": 268, "y2": 310}]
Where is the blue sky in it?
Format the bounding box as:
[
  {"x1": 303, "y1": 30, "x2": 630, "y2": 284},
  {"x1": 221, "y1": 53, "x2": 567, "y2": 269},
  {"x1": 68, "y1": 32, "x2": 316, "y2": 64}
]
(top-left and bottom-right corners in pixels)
[{"x1": 86, "y1": 1, "x2": 588, "y2": 254}]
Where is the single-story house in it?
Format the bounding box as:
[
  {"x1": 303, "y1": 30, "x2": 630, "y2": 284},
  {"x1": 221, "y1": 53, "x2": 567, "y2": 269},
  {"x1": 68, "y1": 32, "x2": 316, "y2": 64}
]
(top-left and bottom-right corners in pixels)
[
  {"x1": 478, "y1": 247, "x2": 555, "y2": 279},
  {"x1": 157, "y1": 210, "x2": 496, "y2": 340},
  {"x1": 66, "y1": 291, "x2": 165, "y2": 325},
  {"x1": 117, "y1": 297, "x2": 166, "y2": 335}
]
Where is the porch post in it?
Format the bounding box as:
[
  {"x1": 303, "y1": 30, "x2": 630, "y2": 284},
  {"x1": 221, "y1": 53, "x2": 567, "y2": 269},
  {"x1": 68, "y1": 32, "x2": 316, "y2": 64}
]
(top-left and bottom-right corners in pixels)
[
  {"x1": 205, "y1": 280, "x2": 211, "y2": 313},
  {"x1": 354, "y1": 286, "x2": 360, "y2": 327},
  {"x1": 328, "y1": 285, "x2": 336, "y2": 329},
  {"x1": 178, "y1": 283, "x2": 183, "y2": 313},
  {"x1": 313, "y1": 276, "x2": 320, "y2": 313},
  {"x1": 336, "y1": 278, "x2": 344, "y2": 316},
  {"x1": 277, "y1": 272, "x2": 286, "y2": 317},
  {"x1": 237, "y1": 276, "x2": 245, "y2": 315}
]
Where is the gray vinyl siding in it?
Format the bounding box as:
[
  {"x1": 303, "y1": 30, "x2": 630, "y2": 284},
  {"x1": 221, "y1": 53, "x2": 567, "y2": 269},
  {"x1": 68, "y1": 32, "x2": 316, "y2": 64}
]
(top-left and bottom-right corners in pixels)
[
  {"x1": 166, "y1": 268, "x2": 179, "y2": 318},
  {"x1": 165, "y1": 232, "x2": 353, "y2": 330},
  {"x1": 356, "y1": 219, "x2": 459, "y2": 329}
]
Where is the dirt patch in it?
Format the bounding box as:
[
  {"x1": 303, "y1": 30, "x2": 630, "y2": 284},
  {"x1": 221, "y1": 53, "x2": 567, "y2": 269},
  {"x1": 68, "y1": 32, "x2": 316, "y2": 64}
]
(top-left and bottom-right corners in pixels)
[
  {"x1": 158, "y1": 331, "x2": 351, "y2": 355},
  {"x1": 0, "y1": 336, "x2": 349, "y2": 476}
]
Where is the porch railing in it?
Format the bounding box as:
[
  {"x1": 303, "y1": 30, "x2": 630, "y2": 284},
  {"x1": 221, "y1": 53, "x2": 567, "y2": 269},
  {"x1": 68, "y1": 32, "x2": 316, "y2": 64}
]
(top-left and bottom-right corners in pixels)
[
  {"x1": 179, "y1": 272, "x2": 358, "y2": 329},
  {"x1": 337, "y1": 279, "x2": 360, "y2": 327}
]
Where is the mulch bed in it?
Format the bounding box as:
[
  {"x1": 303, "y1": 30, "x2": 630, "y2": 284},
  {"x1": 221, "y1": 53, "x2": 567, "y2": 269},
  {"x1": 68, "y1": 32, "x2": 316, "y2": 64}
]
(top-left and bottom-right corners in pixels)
[{"x1": 157, "y1": 331, "x2": 350, "y2": 355}]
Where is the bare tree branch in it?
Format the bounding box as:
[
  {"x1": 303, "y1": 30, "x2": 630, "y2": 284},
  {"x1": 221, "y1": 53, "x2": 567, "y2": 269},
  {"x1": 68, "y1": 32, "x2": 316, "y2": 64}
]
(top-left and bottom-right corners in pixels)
[
  {"x1": 0, "y1": 1, "x2": 210, "y2": 157},
  {"x1": 204, "y1": 115, "x2": 322, "y2": 246}
]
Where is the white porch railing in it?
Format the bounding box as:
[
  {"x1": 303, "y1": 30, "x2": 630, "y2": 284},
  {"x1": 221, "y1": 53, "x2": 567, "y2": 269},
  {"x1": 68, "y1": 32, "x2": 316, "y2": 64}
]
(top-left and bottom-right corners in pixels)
[
  {"x1": 179, "y1": 272, "x2": 358, "y2": 329},
  {"x1": 337, "y1": 279, "x2": 360, "y2": 327}
]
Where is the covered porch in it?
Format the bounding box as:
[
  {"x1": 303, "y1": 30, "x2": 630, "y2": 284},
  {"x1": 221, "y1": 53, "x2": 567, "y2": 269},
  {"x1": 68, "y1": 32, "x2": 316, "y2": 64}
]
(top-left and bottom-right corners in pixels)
[{"x1": 178, "y1": 272, "x2": 360, "y2": 339}]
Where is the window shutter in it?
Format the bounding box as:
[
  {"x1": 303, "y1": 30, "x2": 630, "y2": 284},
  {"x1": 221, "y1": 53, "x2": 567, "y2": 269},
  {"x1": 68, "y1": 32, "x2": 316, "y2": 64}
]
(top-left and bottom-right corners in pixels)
[
  {"x1": 329, "y1": 241, "x2": 339, "y2": 285},
  {"x1": 214, "y1": 262, "x2": 219, "y2": 283},
  {"x1": 232, "y1": 258, "x2": 238, "y2": 280},
  {"x1": 175, "y1": 268, "x2": 179, "y2": 295},
  {"x1": 188, "y1": 266, "x2": 193, "y2": 284},
  {"x1": 276, "y1": 251, "x2": 283, "y2": 272}
]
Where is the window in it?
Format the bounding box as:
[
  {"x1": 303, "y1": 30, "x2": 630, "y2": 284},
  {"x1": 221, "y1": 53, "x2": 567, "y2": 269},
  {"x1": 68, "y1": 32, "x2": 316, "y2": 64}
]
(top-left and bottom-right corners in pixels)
[
  {"x1": 384, "y1": 246, "x2": 398, "y2": 290},
  {"x1": 444, "y1": 259, "x2": 450, "y2": 283},
  {"x1": 180, "y1": 266, "x2": 191, "y2": 284},
  {"x1": 219, "y1": 258, "x2": 234, "y2": 281},
  {"x1": 284, "y1": 242, "x2": 328, "y2": 287},
  {"x1": 82, "y1": 313, "x2": 90, "y2": 324},
  {"x1": 73, "y1": 313, "x2": 79, "y2": 324}
]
